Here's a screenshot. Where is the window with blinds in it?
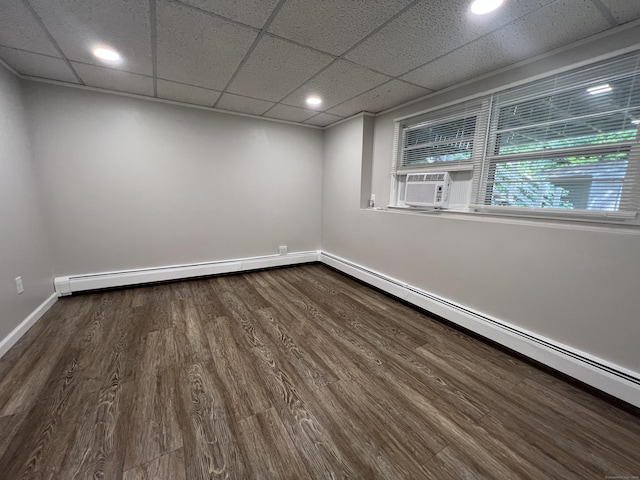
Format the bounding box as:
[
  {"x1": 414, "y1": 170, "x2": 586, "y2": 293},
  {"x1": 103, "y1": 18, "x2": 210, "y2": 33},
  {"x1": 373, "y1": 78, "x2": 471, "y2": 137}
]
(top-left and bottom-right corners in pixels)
[
  {"x1": 395, "y1": 101, "x2": 488, "y2": 173},
  {"x1": 480, "y1": 52, "x2": 640, "y2": 218},
  {"x1": 392, "y1": 49, "x2": 640, "y2": 224}
]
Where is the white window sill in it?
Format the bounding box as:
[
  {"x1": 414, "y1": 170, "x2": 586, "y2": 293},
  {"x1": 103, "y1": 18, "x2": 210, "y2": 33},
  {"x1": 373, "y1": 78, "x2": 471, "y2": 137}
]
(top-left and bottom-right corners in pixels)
[{"x1": 361, "y1": 205, "x2": 640, "y2": 233}]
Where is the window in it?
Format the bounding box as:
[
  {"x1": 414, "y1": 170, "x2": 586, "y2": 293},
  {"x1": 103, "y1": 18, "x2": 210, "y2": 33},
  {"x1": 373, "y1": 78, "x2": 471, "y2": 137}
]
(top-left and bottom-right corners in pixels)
[
  {"x1": 392, "y1": 100, "x2": 489, "y2": 209},
  {"x1": 391, "y1": 51, "x2": 640, "y2": 224}
]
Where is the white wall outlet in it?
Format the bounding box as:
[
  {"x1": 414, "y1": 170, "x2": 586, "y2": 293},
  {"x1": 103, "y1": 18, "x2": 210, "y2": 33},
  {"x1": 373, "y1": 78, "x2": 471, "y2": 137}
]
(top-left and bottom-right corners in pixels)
[
  {"x1": 15, "y1": 276, "x2": 24, "y2": 294},
  {"x1": 279, "y1": 245, "x2": 288, "y2": 255}
]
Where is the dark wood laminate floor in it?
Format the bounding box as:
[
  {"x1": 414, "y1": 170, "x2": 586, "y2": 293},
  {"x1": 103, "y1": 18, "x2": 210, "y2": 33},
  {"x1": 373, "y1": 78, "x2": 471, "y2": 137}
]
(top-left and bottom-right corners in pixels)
[{"x1": 0, "y1": 264, "x2": 638, "y2": 479}]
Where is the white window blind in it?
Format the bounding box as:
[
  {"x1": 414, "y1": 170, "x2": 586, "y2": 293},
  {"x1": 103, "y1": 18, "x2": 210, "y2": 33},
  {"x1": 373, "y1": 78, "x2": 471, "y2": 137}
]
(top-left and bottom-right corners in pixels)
[
  {"x1": 479, "y1": 52, "x2": 640, "y2": 219},
  {"x1": 394, "y1": 100, "x2": 490, "y2": 174}
]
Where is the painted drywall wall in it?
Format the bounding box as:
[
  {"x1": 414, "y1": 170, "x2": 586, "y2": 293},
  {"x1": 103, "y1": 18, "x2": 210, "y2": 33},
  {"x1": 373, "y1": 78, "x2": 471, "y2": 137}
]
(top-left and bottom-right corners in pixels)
[
  {"x1": 25, "y1": 82, "x2": 323, "y2": 276},
  {"x1": 322, "y1": 26, "x2": 640, "y2": 373},
  {"x1": 0, "y1": 65, "x2": 54, "y2": 341}
]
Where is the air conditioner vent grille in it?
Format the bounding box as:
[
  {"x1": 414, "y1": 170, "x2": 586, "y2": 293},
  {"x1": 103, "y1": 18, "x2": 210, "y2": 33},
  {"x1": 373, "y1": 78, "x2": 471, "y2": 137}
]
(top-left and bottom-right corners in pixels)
[{"x1": 407, "y1": 173, "x2": 446, "y2": 182}]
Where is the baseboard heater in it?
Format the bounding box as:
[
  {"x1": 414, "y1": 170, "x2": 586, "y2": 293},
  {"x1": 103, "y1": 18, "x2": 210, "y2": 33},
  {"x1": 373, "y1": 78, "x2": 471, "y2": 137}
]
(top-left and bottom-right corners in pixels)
[
  {"x1": 320, "y1": 251, "x2": 640, "y2": 408},
  {"x1": 54, "y1": 251, "x2": 320, "y2": 296}
]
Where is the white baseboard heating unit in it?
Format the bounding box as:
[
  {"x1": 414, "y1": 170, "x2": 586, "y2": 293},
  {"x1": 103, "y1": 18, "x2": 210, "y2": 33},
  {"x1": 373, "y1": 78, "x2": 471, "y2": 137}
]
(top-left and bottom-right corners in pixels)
[{"x1": 54, "y1": 251, "x2": 320, "y2": 296}]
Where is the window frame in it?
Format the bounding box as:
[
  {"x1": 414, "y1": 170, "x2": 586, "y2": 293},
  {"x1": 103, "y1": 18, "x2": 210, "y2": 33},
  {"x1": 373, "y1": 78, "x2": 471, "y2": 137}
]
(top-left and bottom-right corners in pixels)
[{"x1": 390, "y1": 51, "x2": 640, "y2": 226}]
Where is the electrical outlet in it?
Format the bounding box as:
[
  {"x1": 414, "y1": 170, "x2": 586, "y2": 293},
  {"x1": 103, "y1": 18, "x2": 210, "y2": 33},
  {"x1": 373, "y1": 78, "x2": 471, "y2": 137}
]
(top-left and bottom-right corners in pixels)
[
  {"x1": 279, "y1": 245, "x2": 288, "y2": 255},
  {"x1": 15, "y1": 276, "x2": 24, "y2": 294}
]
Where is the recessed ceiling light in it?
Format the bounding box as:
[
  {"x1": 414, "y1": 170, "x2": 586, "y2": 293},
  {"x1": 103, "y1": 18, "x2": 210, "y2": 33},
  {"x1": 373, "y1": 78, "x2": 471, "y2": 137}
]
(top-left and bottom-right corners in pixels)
[
  {"x1": 587, "y1": 84, "x2": 612, "y2": 95},
  {"x1": 632, "y1": 119, "x2": 640, "y2": 125},
  {"x1": 306, "y1": 95, "x2": 322, "y2": 107},
  {"x1": 470, "y1": 0, "x2": 504, "y2": 15},
  {"x1": 92, "y1": 47, "x2": 121, "y2": 62}
]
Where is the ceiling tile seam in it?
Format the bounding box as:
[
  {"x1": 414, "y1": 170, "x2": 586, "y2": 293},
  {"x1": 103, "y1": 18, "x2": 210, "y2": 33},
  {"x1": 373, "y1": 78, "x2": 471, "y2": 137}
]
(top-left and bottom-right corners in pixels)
[
  {"x1": 261, "y1": 32, "x2": 339, "y2": 60},
  {"x1": 260, "y1": 0, "x2": 425, "y2": 117},
  {"x1": 0, "y1": 57, "x2": 20, "y2": 77},
  {"x1": 393, "y1": 77, "x2": 436, "y2": 92},
  {"x1": 375, "y1": 25, "x2": 640, "y2": 119},
  {"x1": 211, "y1": 0, "x2": 288, "y2": 108},
  {"x1": 589, "y1": 0, "x2": 619, "y2": 27},
  {"x1": 318, "y1": 78, "x2": 435, "y2": 118},
  {"x1": 264, "y1": 103, "x2": 324, "y2": 119},
  {"x1": 0, "y1": 44, "x2": 221, "y2": 93},
  {"x1": 257, "y1": 55, "x2": 339, "y2": 117},
  {"x1": 338, "y1": 57, "x2": 398, "y2": 81},
  {"x1": 0, "y1": 44, "x2": 63, "y2": 60},
  {"x1": 300, "y1": 109, "x2": 344, "y2": 123},
  {"x1": 309, "y1": 78, "x2": 400, "y2": 116},
  {"x1": 391, "y1": 0, "x2": 578, "y2": 86},
  {"x1": 21, "y1": 75, "x2": 323, "y2": 129},
  {"x1": 150, "y1": 0, "x2": 158, "y2": 96},
  {"x1": 302, "y1": 112, "x2": 344, "y2": 125},
  {"x1": 69, "y1": 60, "x2": 154, "y2": 79},
  {"x1": 156, "y1": 76, "x2": 222, "y2": 93},
  {"x1": 168, "y1": 0, "x2": 260, "y2": 32},
  {"x1": 321, "y1": 112, "x2": 376, "y2": 129},
  {"x1": 336, "y1": 0, "x2": 424, "y2": 59},
  {"x1": 21, "y1": 0, "x2": 85, "y2": 85}
]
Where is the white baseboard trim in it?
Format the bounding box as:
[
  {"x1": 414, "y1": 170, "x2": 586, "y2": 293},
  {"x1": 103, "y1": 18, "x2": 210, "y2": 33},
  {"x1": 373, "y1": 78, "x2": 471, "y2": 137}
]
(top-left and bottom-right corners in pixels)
[
  {"x1": 54, "y1": 251, "x2": 321, "y2": 296},
  {"x1": 0, "y1": 292, "x2": 58, "y2": 359},
  {"x1": 319, "y1": 251, "x2": 640, "y2": 408}
]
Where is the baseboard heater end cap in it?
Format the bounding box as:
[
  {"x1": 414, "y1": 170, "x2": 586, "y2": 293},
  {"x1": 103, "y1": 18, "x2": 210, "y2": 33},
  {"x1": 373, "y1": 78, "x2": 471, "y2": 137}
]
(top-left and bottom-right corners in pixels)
[{"x1": 54, "y1": 276, "x2": 72, "y2": 297}]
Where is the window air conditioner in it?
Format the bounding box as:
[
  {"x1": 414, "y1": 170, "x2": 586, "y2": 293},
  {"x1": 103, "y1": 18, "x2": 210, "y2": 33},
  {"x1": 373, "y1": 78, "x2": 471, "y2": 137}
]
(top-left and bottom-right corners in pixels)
[{"x1": 403, "y1": 172, "x2": 451, "y2": 208}]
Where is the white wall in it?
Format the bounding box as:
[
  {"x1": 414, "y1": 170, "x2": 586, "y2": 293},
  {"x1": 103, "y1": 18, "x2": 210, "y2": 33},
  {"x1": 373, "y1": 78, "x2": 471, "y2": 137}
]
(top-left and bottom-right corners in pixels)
[
  {"x1": 322, "y1": 26, "x2": 640, "y2": 373},
  {"x1": 0, "y1": 65, "x2": 54, "y2": 341},
  {"x1": 25, "y1": 83, "x2": 323, "y2": 276}
]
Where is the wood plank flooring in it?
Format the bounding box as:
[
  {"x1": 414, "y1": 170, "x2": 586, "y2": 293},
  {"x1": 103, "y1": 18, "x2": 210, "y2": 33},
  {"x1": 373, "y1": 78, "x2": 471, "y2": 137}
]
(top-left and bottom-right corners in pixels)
[{"x1": 0, "y1": 264, "x2": 638, "y2": 479}]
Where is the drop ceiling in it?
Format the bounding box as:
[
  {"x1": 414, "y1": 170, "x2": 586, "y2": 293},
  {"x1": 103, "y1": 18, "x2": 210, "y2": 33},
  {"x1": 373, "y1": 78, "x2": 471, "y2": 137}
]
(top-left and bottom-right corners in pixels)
[{"x1": 0, "y1": 0, "x2": 638, "y2": 127}]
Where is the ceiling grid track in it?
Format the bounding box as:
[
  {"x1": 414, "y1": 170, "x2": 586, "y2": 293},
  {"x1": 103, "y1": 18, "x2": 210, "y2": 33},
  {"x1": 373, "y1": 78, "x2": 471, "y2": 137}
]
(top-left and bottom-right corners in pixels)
[
  {"x1": 397, "y1": 0, "x2": 617, "y2": 85},
  {"x1": 286, "y1": 0, "x2": 624, "y2": 123},
  {"x1": 170, "y1": 0, "x2": 261, "y2": 32},
  {"x1": 589, "y1": 0, "x2": 619, "y2": 27},
  {"x1": 21, "y1": 0, "x2": 85, "y2": 85},
  {"x1": 2, "y1": 0, "x2": 638, "y2": 126},
  {"x1": 260, "y1": 0, "x2": 425, "y2": 118},
  {"x1": 211, "y1": 0, "x2": 288, "y2": 109}
]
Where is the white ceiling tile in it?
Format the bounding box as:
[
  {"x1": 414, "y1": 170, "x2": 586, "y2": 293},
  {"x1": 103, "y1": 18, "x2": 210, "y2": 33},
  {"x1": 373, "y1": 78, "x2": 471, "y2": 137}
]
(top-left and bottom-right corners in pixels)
[
  {"x1": 344, "y1": 0, "x2": 557, "y2": 76},
  {"x1": 326, "y1": 80, "x2": 430, "y2": 117},
  {"x1": 268, "y1": 0, "x2": 413, "y2": 55},
  {"x1": 29, "y1": 0, "x2": 152, "y2": 75},
  {"x1": 156, "y1": 0, "x2": 258, "y2": 91},
  {"x1": 281, "y1": 60, "x2": 390, "y2": 110},
  {"x1": 73, "y1": 63, "x2": 154, "y2": 96},
  {"x1": 0, "y1": 0, "x2": 58, "y2": 56},
  {"x1": 157, "y1": 79, "x2": 220, "y2": 106},
  {"x1": 402, "y1": 0, "x2": 612, "y2": 91},
  {"x1": 303, "y1": 113, "x2": 344, "y2": 127},
  {"x1": 263, "y1": 104, "x2": 318, "y2": 123},
  {"x1": 216, "y1": 93, "x2": 275, "y2": 115},
  {"x1": 227, "y1": 35, "x2": 334, "y2": 102},
  {"x1": 0, "y1": 47, "x2": 78, "y2": 83},
  {"x1": 178, "y1": 0, "x2": 279, "y2": 28},
  {"x1": 400, "y1": 38, "x2": 514, "y2": 90},
  {"x1": 598, "y1": 0, "x2": 640, "y2": 24}
]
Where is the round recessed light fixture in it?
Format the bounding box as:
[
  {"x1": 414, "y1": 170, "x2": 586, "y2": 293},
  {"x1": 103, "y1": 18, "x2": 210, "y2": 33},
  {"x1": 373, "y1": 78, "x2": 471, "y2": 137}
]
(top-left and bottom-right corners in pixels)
[
  {"x1": 92, "y1": 47, "x2": 121, "y2": 62},
  {"x1": 470, "y1": 0, "x2": 504, "y2": 15},
  {"x1": 306, "y1": 95, "x2": 323, "y2": 107}
]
